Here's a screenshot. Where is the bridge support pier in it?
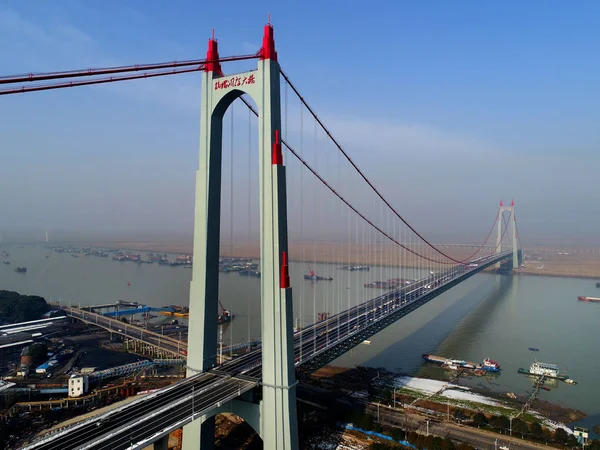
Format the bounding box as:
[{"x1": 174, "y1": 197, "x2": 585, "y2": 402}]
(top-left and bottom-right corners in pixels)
[
  {"x1": 203, "y1": 396, "x2": 262, "y2": 436},
  {"x1": 511, "y1": 203, "x2": 519, "y2": 269},
  {"x1": 151, "y1": 434, "x2": 169, "y2": 450}
]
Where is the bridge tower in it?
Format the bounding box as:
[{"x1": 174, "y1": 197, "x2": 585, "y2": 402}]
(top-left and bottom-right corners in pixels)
[
  {"x1": 183, "y1": 24, "x2": 298, "y2": 450},
  {"x1": 495, "y1": 200, "x2": 520, "y2": 269}
]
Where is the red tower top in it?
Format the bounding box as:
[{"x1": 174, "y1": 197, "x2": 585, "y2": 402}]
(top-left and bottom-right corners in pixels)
[
  {"x1": 205, "y1": 33, "x2": 222, "y2": 73},
  {"x1": 259, "y1": 24, "x2": 278, "y2": 61}
]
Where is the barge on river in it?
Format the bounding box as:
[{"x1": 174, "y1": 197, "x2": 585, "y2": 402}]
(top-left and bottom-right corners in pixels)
[
  {"x1": 422, "y1": 354, "x2": 501, "y2": 372},
  {"x1": 518, "y1": 361, "x2": 570, "y2": 381}
]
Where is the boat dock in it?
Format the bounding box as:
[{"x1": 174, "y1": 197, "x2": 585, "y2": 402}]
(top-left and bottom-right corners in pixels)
[{"x1": 518, "y1": 375, "x2": 546, "y2": 417}]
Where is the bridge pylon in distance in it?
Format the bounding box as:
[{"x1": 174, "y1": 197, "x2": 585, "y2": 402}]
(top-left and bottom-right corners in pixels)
[
  {"x1": 183, "y1": 24, "x2": 298, "y2": 450},
  {"x1": 495, "y1": 200, "x2": 520, "y2": 270}
]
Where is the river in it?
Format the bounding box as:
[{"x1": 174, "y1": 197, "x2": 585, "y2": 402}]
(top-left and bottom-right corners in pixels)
[{"x1": 1, "y1": 244, "x2": 598, "y2": 427}]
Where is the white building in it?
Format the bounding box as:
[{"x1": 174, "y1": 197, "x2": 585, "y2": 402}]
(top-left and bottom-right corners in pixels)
[{"x1": 69, "y1": 374, "x2": 89, "y2": 398}]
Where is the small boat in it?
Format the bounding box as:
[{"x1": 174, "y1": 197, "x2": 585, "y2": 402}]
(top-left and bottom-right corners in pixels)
[
  {"x1": 596, "y1": 281, "x2": 600, "y2": 288},
  {"x1": 15, "y1": 266, "x2": 27, "y2": 273},
  {"x1": 2, "y1": 260, "x2": 9, "y2": 265},
  {"x1": 564, "y1": 379, "x2": 578, "y2": 385},
  {"x1": 529, "y1": 347, "x2": 540, "y2": 351},
  {"x1": 541, "y1": 387, "x2": 551, "y2": 391}
]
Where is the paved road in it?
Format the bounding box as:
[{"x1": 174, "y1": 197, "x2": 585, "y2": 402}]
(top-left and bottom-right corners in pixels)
[{"x1": 366, "y1": 403, "x2": 550, "y2": 450}]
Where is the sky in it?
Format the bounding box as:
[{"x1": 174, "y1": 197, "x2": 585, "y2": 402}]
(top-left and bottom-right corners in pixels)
[{"x1": 0, "y1": 1, "x2": 599, "y2": 246}]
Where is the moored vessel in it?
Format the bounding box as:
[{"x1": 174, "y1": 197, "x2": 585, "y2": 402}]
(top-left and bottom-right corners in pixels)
[
  {"x1": 480, "y1": 358, "x2": 501, "y2": 372},
  {"x1": 304, "y1": 263, "x2": 333, "y2": 281},
  {"x1": 577, "y1": 296, "x2": 600, "y2": 303},
  {"x1": 518, "y1": 361, "x2": 569, "y2": 380},
  {"x1": 422, "y1": 354, "x2": 500, "y2": 372}
]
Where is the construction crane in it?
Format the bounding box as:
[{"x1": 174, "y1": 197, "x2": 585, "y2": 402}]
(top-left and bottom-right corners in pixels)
[{"x1": 218, "y1": 300, "x2": 233, "y2": 324}]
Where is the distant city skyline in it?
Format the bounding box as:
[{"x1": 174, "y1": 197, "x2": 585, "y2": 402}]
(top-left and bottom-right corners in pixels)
[{"x1": 1, "y1": 1, "x2": 599, "y2": 246}]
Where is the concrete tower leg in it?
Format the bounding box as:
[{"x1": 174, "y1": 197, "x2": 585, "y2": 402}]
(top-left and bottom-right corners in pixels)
[
  {"x1": 182, "y1": 39, "x2": 222, "y2": 450},
  {"x1": 495, "y1": 200, "x2": 503, "y2": 269},
  {"x1": 257, "y1": 26, "x2": 299, "y2": 450},
  {"x1": 511, "y1": 201, "x2": 518, "y2": 269}
]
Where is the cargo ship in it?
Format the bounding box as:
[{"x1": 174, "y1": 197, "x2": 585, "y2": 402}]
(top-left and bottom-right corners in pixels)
[
  {"x1": 577, "y1": 296, "x2": 600, "y2": 303},
  {"x1": 338, "y1": 265, "x2": 370, "y2": 271},
  {"x1": 304, "y1": 274, "x2": 333, "y2": 281},
  {"x1": 304, "y1": 264, "x2": 333, "y2": 281},
  {"x1": 422, "y1": 354, "x2": 501, "y2": 372},
  {"x1": 518, "y1": 361, "x2": 569, "y2": 380}
]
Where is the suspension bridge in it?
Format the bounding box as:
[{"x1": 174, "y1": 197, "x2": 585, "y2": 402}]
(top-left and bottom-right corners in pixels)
[{"x1": 4, "y1": 22, "x2": 522, "y2": 450}]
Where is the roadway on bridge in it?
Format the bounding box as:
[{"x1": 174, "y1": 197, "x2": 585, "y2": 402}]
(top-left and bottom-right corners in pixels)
[
  {"x1": 23, "y1": 252, "x2": 512, "y2": 450},
  {"x1": 24, "y1": 373, "x2": 257, "y2": 450},
  {"x1": 64, "y1": 307, "x2": 187, "y2": 357}
]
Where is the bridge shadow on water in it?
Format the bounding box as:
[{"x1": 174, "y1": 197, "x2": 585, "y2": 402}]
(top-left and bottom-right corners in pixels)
[
  {"x1": 212, "y1": 275, "x2": 517, "y2": 449},
  {"x1": 359, "y1": 274, "x2": 515, "y2": 374},
  {"x1": 278, "y1": 275, "x2": 517, "y2": 449}
]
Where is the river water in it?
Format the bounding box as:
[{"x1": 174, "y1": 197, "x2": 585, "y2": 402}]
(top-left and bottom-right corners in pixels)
[{"x1": 1, "y1": 244, "x2": 599, "y2": 425}]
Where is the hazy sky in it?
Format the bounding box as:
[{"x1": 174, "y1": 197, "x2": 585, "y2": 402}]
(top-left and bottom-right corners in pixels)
[{"x1": 1, "y1": 1, "x2": 599, "y2": 246}]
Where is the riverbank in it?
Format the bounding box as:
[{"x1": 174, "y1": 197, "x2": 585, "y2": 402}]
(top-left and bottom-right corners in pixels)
[
  {"x1": 310, "y1": 366, "x2": 586, "y2": 426},
  {"x1": 58, "y1": 238, "x2": 600, "y2": 278}
]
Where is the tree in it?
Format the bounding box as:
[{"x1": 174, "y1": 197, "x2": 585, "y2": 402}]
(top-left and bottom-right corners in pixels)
[
  {"x1": 554, "y1": 428, "x2": 569, "y2": 443},
  {"x1": 382, "y1": 390, "x2": 393, "y2": 404},
  {"x1": 589, "y1": 439, "x2": 600, "y2": 450},
  {"x1": 432, "y1": 436, "x2": 444, "y2": 450},
  {"x1": 0, "y1": 290, "x2": 49, "y2": 323},
  {"x1": 457, "y1": 443, "x2": 475, "y2": 450},
  {"x1": 28, "y1": 343, "x2": 48, "y2": 365},
  {"x1": 415, "y1": 435, "x2": 426, "y2": 450},
  {"x1": 441, "y1": 437, "x2": 456, "y2": 450},
  {"x1": 530, "y1": 422, "x2": 543, "y2": 438},
  {"x1": 424, "y1": 435, "x2": 435, "y2": 450},
  {"x1": 490, "y1": 415, "x2": 509, "y2": 431},
  {"x1": 511, "y1": 418, "x2": 527, "y2": 437},
  {"x1": 360, "y1": 414, "x2": 375, "y2": 431},
  {"x1": 408, "y1": 431, "x2": 420, "y2": 445},
  {"x1": 473, "y1": 412, "x2": 487, "y2": 428},
  {"x1": 391, "y1": 428, "x2": 405, "y2": 442}
]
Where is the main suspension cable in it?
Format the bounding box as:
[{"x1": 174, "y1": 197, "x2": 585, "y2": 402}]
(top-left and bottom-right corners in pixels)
[{"x1": 280, "y1": 69, "x2": 493, "y2": 265}]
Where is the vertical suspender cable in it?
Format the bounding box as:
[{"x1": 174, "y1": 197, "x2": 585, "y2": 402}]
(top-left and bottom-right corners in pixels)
[{"x1": 247, "y1": 107, "x2": 252, "y2": 352}]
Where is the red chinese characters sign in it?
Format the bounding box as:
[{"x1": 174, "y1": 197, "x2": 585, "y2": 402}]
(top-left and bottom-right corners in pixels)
[{"x1": 214, "y1": 74, "x2": 256, "y2": 90}]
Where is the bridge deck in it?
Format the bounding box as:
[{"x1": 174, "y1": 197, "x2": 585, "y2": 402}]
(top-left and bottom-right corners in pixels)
[{"x1": 23, "y1": 251, "x2": 513, "y2": 450}]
